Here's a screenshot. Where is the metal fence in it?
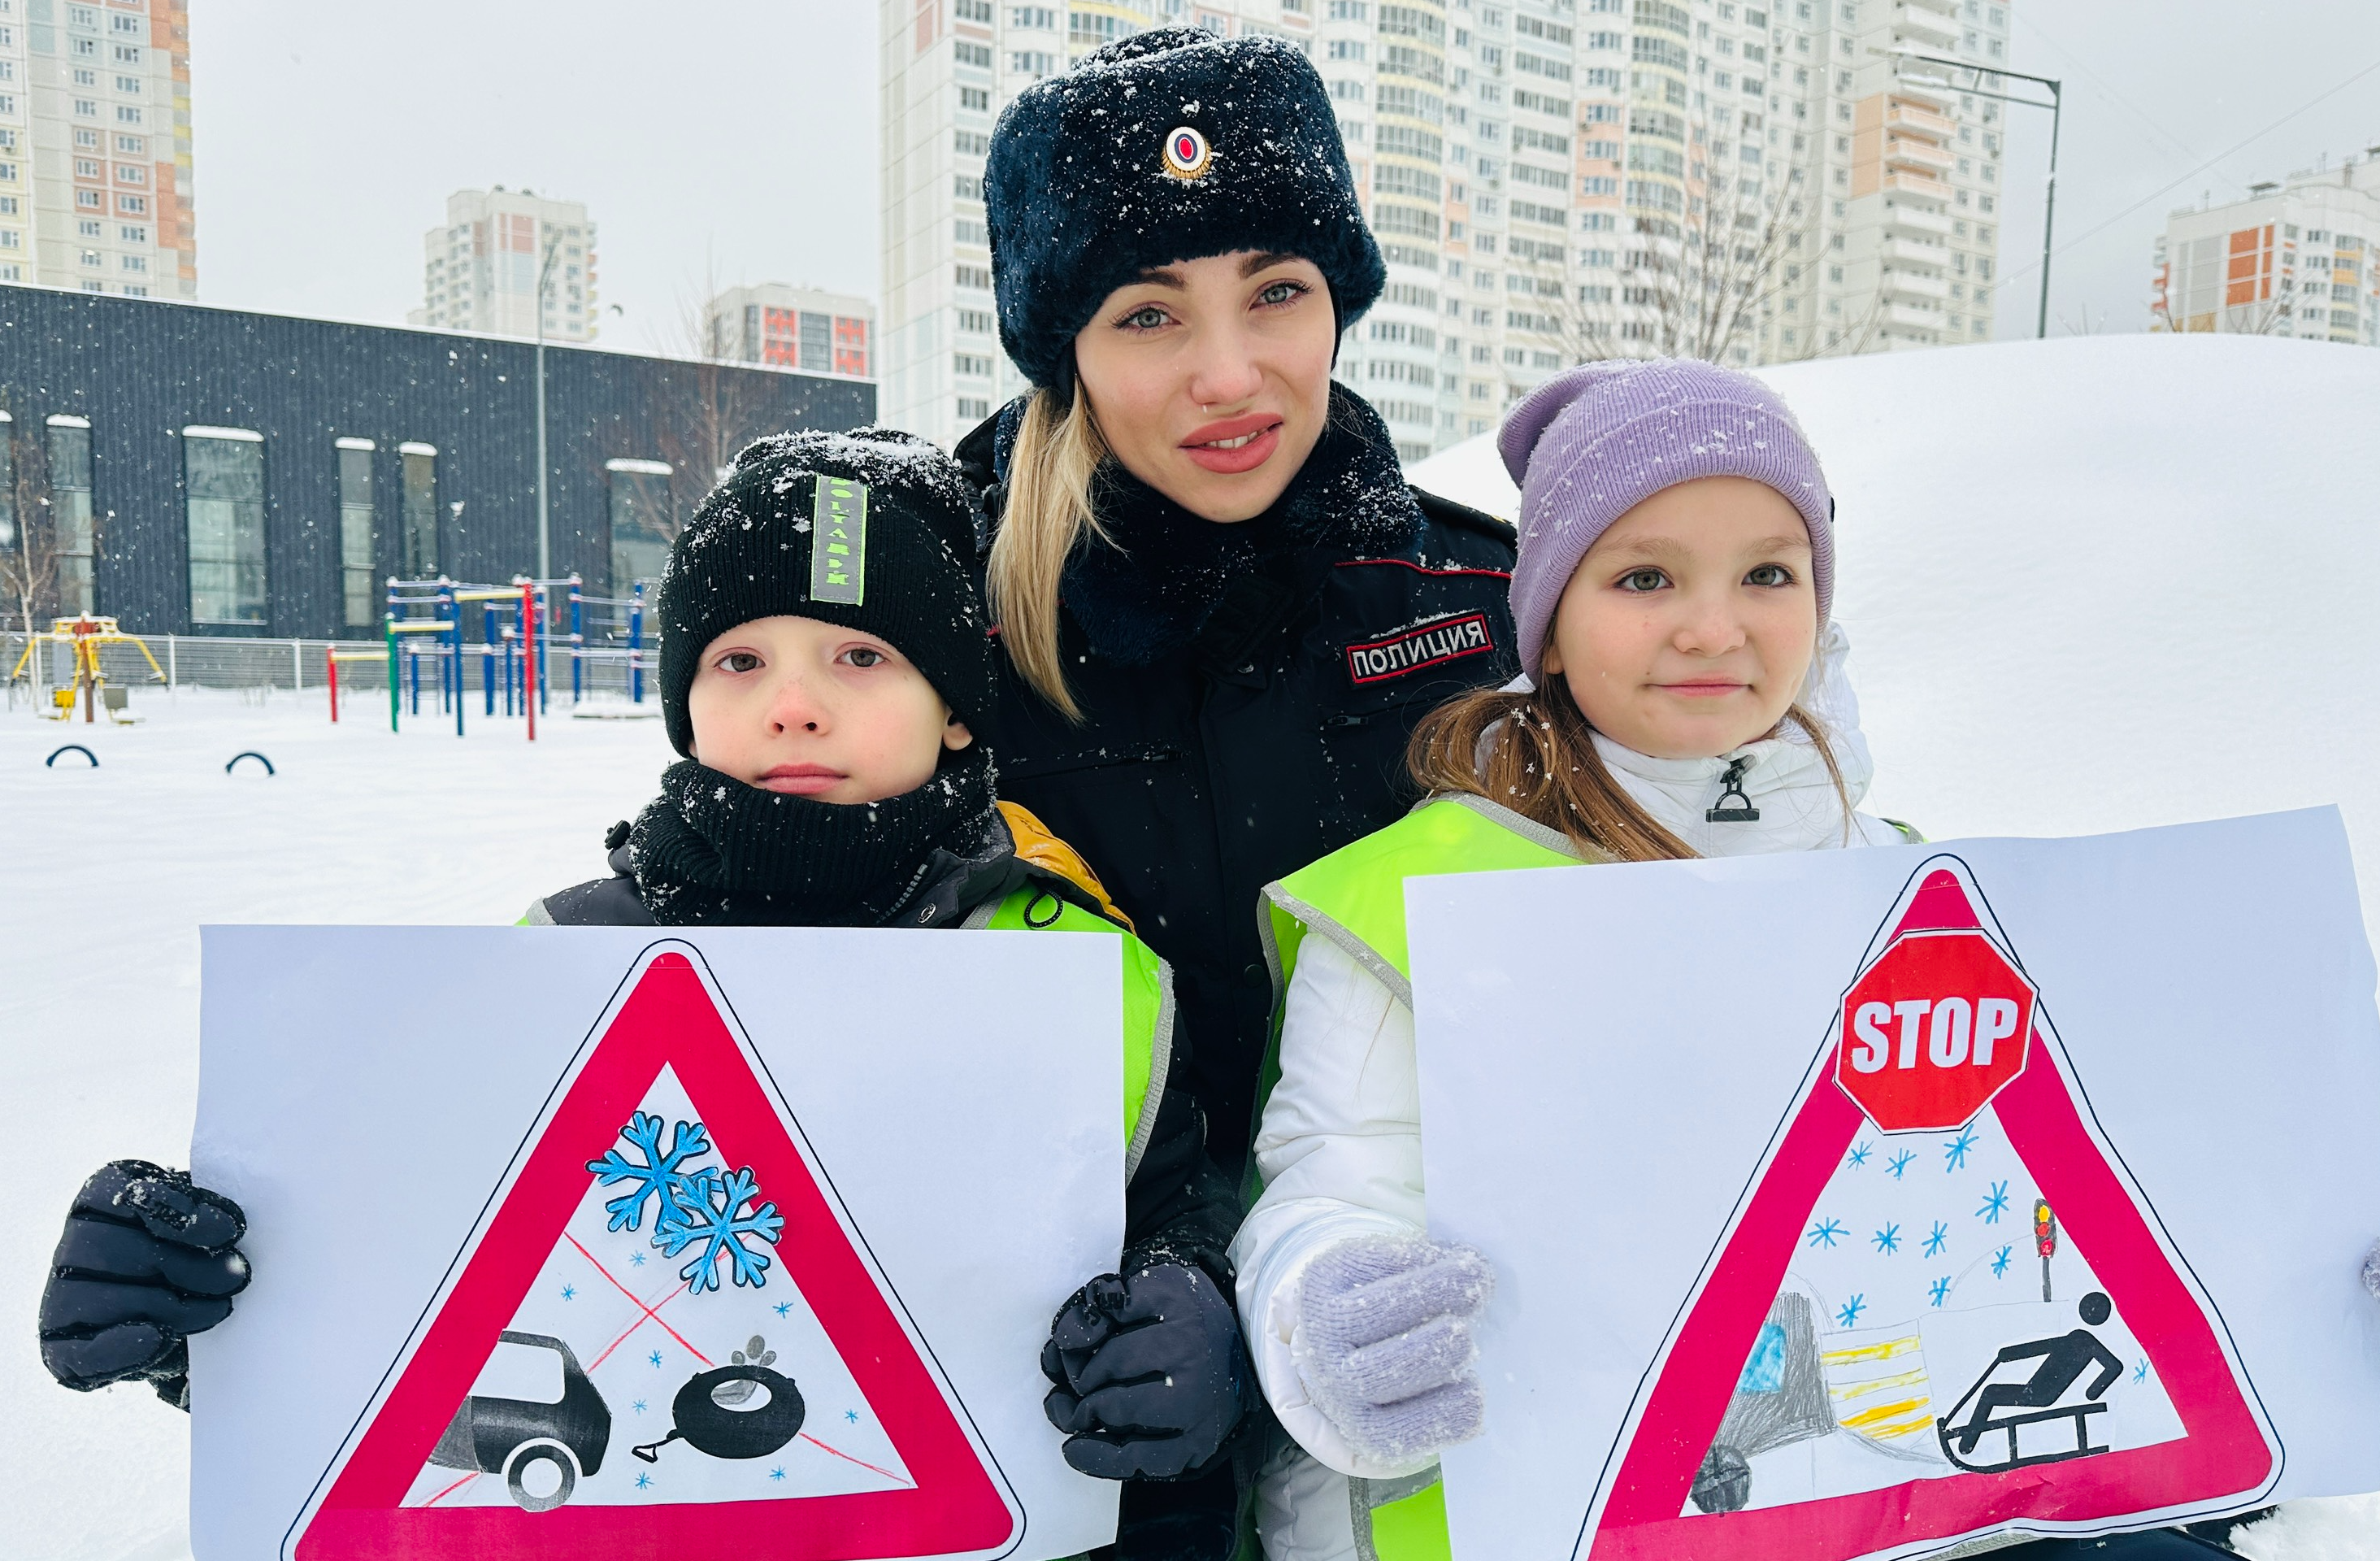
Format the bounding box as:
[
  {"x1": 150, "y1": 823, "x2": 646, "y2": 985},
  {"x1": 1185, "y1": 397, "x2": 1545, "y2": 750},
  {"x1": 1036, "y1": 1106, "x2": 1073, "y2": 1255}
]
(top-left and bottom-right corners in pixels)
[{"x1": 1, "y1": 628, "x2": 662, "y2": 715}]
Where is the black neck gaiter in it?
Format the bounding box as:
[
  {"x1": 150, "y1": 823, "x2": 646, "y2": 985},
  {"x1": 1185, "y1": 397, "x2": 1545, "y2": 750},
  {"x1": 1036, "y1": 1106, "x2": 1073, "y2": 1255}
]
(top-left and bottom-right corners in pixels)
[
  {"x1": 628, "y1": 747, "x2": 999, "y2": 927},
  {"x1": 1052, "y1": 382, "x2": 1424, "y2": 666}
]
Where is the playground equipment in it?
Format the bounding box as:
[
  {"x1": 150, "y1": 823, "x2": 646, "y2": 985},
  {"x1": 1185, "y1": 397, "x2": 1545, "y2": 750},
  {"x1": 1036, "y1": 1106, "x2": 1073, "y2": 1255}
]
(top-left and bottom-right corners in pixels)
[
  {"x1": 45, "y1": 744, "x2": 98, "y2": 767},
  {"x1": 7, "y1": 615, "x2": 166, "y2": 724},
  {"x1": 375, "y1": 576, "x2": 554, "y2": 739},
  {"x1": 363, "y1": 574, "x2": 658, "y2": 735},
  {"x1": 224, "y1": 750, "x2": 276, "y2": 776}
]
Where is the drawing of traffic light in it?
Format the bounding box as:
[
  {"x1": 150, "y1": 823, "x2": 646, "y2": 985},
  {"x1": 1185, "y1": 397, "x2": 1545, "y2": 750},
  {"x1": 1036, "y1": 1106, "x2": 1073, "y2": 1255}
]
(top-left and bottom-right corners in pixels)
[{"x1": 2034, "y1": 1199, "x2": 2057, "y2": 1302}]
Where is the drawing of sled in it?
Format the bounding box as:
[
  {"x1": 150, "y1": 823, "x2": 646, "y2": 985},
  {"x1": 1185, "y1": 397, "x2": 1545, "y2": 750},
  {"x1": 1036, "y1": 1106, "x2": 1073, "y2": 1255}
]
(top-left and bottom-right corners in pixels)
[
  {"x1": 1934, "y1": 1293, "x2": 2123, "y2": 1473},
  {"x1": 427, "y1": 1330, "x2": 610, "y2": 1512}
]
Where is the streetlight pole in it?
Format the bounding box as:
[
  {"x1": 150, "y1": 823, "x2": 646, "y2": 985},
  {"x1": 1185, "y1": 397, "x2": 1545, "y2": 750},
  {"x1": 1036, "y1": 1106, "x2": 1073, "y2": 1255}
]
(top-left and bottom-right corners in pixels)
[
  {"x1": 1892, "y1": 49, "x2": 2063, "y2": 339},
  {"x1": 532, "y1": 234, "x2": 562, "y2": 581}
]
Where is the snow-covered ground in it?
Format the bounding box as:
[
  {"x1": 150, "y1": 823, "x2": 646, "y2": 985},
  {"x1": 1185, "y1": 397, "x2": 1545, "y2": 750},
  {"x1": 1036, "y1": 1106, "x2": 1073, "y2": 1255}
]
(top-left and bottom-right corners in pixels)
[
  {"x1": 5, "y1": 333, "x2": 2378, "y2": 1558},
  {"x1": 2, "y1": 689, "x2": 673, "y2": 1560}
]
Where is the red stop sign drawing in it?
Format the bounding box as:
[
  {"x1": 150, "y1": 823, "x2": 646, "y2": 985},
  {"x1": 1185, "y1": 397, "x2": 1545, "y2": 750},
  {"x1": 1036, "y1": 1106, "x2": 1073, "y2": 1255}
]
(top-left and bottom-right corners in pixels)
[{"x1": 1835, "y1": 928, "x2": 2037, "y2": 1132}]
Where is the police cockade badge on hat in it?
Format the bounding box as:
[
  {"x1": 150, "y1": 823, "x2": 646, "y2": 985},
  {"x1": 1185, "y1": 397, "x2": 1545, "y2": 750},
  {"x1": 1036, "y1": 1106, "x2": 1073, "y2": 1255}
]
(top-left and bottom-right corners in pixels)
[{"x1": 1162, "y1": 124, "x2": 1211, "y2": 180}]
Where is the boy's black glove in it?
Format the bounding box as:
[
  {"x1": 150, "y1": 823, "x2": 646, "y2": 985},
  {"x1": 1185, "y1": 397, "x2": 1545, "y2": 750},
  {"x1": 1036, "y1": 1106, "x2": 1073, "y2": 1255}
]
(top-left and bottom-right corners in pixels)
[
  {"x1": 1040, "y1": 1257, "x2": 1254, "y2": 1481},
  {"x1": 40, "y1": 1161, "x2": 252, "y2": 1410}
]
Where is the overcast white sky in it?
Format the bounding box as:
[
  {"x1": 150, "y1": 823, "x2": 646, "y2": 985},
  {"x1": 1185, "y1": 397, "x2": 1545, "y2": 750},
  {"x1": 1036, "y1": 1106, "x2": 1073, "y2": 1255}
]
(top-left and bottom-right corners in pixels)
[{"x1": 189, "y1": 2, "x2": 2380, "y2": 348}]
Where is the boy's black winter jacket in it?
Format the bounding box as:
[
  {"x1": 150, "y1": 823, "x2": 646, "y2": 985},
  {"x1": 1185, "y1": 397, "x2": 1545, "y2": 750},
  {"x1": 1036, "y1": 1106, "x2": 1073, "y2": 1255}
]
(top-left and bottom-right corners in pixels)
[{"x1": 957, "y1": 411, "x2": 1521, "y2": 1171}]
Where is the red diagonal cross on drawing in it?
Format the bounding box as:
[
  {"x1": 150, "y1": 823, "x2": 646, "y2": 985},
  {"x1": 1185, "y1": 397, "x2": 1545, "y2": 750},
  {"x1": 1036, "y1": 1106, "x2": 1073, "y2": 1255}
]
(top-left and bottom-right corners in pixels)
[{"x1": 565, "y1": 1232, "x2": 714, "y2": 1370}]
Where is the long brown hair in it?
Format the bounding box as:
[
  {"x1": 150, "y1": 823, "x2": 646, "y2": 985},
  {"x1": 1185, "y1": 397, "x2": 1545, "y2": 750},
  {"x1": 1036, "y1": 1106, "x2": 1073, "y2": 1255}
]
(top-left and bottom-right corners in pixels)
[{"x1": 1407, "y1": 674, "x2": 1852, "y2": 863}]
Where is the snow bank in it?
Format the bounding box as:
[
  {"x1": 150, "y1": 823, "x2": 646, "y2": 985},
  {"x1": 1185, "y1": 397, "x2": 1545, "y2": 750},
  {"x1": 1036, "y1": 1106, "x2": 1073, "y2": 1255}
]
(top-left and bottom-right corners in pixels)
[{"x1": 1414, "y1": 335, "x2": 2380, "y2": 941}]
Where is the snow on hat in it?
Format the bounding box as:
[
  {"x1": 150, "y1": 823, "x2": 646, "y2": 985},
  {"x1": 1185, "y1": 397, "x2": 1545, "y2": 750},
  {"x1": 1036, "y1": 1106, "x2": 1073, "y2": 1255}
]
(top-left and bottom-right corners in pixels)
[
  {"x1": 655, "y1": 428, "x2": 993, "y2": 759},
  {"x1": 1498, "y1": 359, "x2": 1835, "y2": 681},
  {"x1": 984, "y1": 27, "x2": 1387, "y2": 389}
]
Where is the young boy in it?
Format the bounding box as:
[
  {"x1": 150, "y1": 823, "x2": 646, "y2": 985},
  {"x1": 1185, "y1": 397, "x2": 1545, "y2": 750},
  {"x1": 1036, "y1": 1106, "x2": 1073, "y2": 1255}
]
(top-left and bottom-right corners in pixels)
[{"x1": 40, "y1": 428, "x2": 1256, "y2": 1557}]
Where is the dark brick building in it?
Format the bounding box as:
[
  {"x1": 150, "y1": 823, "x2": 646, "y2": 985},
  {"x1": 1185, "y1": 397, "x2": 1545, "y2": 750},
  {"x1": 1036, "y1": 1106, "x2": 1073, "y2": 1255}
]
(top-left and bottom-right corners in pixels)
[{"x1": 0, "y1": 285, "x2": 874, "y2": 637}]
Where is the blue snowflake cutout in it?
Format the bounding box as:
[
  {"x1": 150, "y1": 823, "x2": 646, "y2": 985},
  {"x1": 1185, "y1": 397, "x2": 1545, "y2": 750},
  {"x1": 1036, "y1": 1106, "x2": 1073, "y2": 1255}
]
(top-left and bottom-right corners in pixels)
[
  {"x1": 658, "y1": 1164, "x2": 785, "y2": 1293},
  {"x1": 587, "y1": 1113, "x2": 714, "y2": 1233}
]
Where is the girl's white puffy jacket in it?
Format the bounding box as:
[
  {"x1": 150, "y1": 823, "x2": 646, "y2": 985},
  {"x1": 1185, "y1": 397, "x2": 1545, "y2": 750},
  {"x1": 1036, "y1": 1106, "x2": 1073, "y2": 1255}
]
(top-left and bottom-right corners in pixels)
[{"x1": 1229, "y1": 625, "x2": 1909, "y2": 1558}]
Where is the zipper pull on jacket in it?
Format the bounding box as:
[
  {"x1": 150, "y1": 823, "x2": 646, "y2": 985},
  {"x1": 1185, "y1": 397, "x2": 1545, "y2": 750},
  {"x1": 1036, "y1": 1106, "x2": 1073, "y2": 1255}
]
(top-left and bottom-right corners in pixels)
[{"x1": 1706, "y1": 756, "x2": 1761, "y2": 824}]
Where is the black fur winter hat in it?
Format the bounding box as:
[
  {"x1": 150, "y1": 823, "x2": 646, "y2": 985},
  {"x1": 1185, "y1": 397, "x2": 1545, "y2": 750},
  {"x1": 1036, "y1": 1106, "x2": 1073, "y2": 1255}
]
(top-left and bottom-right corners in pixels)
[
  {"x1": 984, "y1": 28, "x2": 1387, "y2": 389},
  {"x1": 655, "y1": 428, "x2": 993, "y2": 759}
]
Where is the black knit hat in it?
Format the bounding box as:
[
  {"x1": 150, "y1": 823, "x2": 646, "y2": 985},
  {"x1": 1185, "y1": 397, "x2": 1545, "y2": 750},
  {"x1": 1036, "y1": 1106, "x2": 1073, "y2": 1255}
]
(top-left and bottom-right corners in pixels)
[
  {"x1": 984, "y1": 27, "x2": 1387, "y2": 389},
  {"x1": 656, "y1": 428, "x2": 992, "y2": 759}
]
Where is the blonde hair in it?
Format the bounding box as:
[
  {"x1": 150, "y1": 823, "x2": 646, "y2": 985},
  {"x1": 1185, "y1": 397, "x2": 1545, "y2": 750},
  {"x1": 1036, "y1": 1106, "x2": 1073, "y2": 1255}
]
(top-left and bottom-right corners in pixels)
[
  {"x1": 984, "y1": 385, "x2": 1112, "y2": 720},
  {"x1": 1408, "y1": 676, "x2": 1851, "y2": 863}
]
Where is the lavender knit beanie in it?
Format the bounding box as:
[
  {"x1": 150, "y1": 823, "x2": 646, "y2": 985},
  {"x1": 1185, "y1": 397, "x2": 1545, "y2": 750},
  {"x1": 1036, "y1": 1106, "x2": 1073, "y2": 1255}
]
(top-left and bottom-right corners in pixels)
[{"x1": 1497, "y1": 359, "x2": 1834, "y2": 680}]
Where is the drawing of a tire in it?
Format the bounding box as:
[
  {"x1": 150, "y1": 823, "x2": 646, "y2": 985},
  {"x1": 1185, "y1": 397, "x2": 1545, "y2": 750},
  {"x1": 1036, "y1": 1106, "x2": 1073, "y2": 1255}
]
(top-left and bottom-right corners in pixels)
[
  {"x1": 1689, "y1": 1442, "x2": 1752, "y2": 1515},
  {"x1": 503, "y1": 1437, "x2": 580, "y2": 1512}
]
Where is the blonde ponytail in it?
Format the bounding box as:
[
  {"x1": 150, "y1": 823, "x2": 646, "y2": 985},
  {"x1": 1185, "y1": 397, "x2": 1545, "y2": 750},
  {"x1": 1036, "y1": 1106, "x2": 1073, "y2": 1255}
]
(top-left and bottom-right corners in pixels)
[{"x1": 984, "y1": 385, "x2": 1111, "y2": 720}]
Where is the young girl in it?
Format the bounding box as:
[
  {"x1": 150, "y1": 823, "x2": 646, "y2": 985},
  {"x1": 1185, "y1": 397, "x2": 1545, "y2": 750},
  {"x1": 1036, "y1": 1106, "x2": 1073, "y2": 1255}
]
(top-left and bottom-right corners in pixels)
[{"x1": 1227, "y1": 359, "x2": 2238, "y2": 1561}]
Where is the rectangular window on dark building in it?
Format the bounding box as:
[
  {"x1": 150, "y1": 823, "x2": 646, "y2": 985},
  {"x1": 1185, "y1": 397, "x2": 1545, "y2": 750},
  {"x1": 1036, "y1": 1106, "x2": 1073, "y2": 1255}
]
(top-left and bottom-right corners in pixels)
[
  {"x1": 47, "y1": 414, "x2": 95, "y2": 614},
  {"x1": 183, "y1": 425, "x2": 267, "y2": 627},
  {"x1": 606, "y1": 458, "x2": 674, "y2": 597},
  {"x1": 336, "y1": 437, "x2": 376, "y2": 629},
  {"x1": 797, "y1": 311, "x2": 832, "y2": 372},
  {"x1": 398, "y1": 441, "x2": 438, "y2": 579}
]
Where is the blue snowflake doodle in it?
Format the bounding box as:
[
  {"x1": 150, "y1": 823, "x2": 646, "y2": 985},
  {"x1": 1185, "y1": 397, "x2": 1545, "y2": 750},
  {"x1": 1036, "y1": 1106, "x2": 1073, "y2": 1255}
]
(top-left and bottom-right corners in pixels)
[
  {"x1": 629, "y1": 1251, "x2": 646, "y2": 1267},
  {"x1": 658, "y1": 1165, "x2": 786, "y2": 1293},
  {"x1": 649, "y1": 1349, "x2": 664, "y2": 1368},
  {"x1": 1944, "y1": 1128, "x2": 1980, "y2": 1173},
  {"x1": 1929, "y1": 1276, "x2": 1952, "y2": 1307},
  {"x1": 586, "y1": 1113, "x2": 715, "y2": 1233},
  {"x1": 1837, "y1": 1294, "x2": 1866, "y2": 1328},
  {"x1": 1978, "y1": 1180, "x2": 2011, "y2": 1224},
  {"x1": 634, "y1": 1472, "x2": 653, "y2": 1490},
  {"x1": 774, "y1": 1301, "x2": 793, "y2": 1318},
  {"x1": 632, "y1": 1399, "x2": 648, "y2": 1414},
  {"x1": 560, "y1": 1284, "x2": 575, "y2": 1301},
  {"x1": 1806, "y1": 1217, "x2": 1846, "y2": 1249},
  {"x1": 1887, "y1": 1149, "x2": 1914, "y2": 1181},
  {"x1": 1923, "y1": 1221, "x2": 1949, "y2": 1259},
  {"x1": 2135, "y1": 1358, "x2": 2149, "y2": 1384},
  {"x1": 1991, "y1": 1244, "x2": 2013, "y2": 1279},
  {"x1": 1846, "y1": 1141, "x2": 1872, "y2": 1169},
  {"x1": 845, "y1": 1409, "x2": 860, "y2": 1424},
  {"x1": 769, "y1": 1467, "x2": 786, "y2": 1481},
  {"x1": 1872, "y1": 1223, "x2": 1901, "y2": 1255}
]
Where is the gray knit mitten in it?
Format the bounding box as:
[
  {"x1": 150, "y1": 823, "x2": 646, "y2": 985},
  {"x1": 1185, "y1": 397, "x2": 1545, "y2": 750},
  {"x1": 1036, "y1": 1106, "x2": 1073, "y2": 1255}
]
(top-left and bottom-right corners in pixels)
[{"x1": 1289, "y1": 1234, "x2": 1495, "y2": 1466}]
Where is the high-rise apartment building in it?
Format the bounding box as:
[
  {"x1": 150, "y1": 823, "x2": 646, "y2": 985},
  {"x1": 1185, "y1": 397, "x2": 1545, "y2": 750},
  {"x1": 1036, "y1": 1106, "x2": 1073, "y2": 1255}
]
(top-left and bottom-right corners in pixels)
[
  {"x1": 409, "y1": 188, "x2": 600, "y2": 342},
  {"x1": 0, "y1": 0, "x2": 198, "y2": 298},
  {"x1": 882, "y1": 0, "x2": 2012, "y2": 458},
  {"x1": 2151, "y1": 151, "x2": 2380, "y2": 347},
  {"x1": 703, "y1": 283, "x2": 876, "y2": 378}
]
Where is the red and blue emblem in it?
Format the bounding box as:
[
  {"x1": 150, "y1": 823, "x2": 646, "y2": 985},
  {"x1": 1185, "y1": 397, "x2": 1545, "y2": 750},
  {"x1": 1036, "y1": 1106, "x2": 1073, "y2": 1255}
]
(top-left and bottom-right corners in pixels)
[{"x1": 1162, "y1": 124, "x2": 1212, "y2": 180}]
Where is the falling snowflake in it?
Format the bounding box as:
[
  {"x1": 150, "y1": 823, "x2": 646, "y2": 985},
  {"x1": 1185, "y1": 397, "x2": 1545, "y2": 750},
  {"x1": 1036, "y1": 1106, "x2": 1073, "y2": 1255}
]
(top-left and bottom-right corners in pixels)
[
  {"x1": 1943, "y1": 1128, "x2": 1980, "y2": 1173},
  {"x1": 1806, "y1": 1217, "x2": 1846, "y2": 1249},
  {"x1": 1872, "y1": 1223, "x2": 1901, "y2": 1254},
  {"x1": 587, "y1": 1113, "x2": 715, "y2": 1233},
  {"x1": 1887, "y1": 1150, "x2": 1914, "y2": 1181},
  {"x1": 1837, "y1": 1294, "x2": 1866, "y2": 1328},
  {"x1": 1923, "y1": 1221, "x2": 1949, "y2": 1259},
  {"x1": 1978, "y1": 1180, "x2": 2011, "y2": 1224},
  {"x1": 658, "y1": 1165, "x2": 785, "y2": 1293},
  {"x1": 1991, "y1": 1244, "x2": 2013, "y2": 1278},
  {"x1": 1846, "y1": 1141, "x2": 1872, "y2": 1169},
  {"x1": 1929, "y1": 1276, "x2": 1952, "y2": 1307}
]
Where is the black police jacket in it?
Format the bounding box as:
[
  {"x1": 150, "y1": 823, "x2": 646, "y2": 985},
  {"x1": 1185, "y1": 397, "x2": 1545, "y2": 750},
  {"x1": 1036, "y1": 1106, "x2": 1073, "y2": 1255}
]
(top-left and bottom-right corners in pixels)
[{"x1": 957, "y1": 413, "x2": 1520, "y2": 1169}]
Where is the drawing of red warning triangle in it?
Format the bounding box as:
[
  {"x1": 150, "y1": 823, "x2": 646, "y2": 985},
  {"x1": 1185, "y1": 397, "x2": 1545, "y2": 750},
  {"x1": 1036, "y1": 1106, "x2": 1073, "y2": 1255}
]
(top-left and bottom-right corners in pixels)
[
  {"x1": 1571, "y1": 856, "x2": 2280, "y2": 1561},
  {"x1": 287, "y1": 942, "x2": 1023, "y2": 1561}
]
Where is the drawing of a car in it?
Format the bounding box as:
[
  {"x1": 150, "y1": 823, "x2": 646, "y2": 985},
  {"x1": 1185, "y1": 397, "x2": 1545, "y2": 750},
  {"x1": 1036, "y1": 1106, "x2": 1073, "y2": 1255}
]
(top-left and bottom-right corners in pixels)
[{"x1": 428, "y1": 1330, "x2": 611, "y2": 1512}]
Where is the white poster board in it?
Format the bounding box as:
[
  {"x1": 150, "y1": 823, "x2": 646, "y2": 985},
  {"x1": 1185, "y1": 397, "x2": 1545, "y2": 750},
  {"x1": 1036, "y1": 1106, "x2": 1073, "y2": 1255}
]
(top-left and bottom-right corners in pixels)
[
  {"x1": 190, "y1": 926, "x2": 1127, "y2": 1561},
  {"x1": 1409, "y1": 811, "x2": 2380, "y2": 1560}
]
